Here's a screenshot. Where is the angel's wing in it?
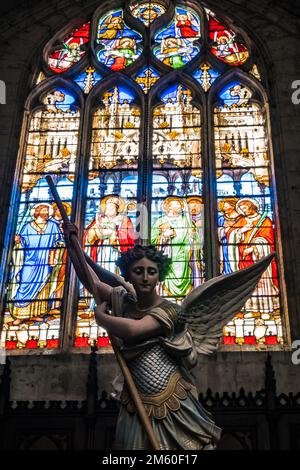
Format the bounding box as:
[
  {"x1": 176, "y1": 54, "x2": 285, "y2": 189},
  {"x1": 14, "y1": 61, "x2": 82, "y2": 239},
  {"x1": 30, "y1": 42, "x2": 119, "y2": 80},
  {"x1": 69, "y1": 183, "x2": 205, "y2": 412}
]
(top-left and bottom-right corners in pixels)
[{"x1": 181, "y1": 254, "x2": 275, "y2": 355}]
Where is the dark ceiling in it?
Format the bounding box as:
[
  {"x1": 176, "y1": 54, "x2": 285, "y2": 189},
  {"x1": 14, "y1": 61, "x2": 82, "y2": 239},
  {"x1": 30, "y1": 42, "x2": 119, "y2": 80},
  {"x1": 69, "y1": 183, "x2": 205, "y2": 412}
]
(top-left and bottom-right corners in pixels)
[
  {"x1": 0, "y1": 0, "x2": 34, "y2": 15},
  {"x1": 0, "y1": 0, "x2": 300, "y2": 20}
]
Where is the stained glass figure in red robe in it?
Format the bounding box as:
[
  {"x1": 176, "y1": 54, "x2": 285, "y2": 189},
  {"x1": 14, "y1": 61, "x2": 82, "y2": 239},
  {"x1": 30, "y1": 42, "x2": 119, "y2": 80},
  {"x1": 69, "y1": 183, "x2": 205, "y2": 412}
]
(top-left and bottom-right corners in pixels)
[
  {"x1": 208, "y1": 14, "x2": 248, "y2": 66},
  {"x1": 48, "y1": 23, "x2": 90, "y2": 73}
]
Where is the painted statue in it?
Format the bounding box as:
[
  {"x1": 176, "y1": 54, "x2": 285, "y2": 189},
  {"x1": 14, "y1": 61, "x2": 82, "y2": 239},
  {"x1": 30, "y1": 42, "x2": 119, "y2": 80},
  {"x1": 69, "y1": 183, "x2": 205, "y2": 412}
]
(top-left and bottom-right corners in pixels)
[{"x1": 62, "y1": 219, "x2": 274, "y2": 450}]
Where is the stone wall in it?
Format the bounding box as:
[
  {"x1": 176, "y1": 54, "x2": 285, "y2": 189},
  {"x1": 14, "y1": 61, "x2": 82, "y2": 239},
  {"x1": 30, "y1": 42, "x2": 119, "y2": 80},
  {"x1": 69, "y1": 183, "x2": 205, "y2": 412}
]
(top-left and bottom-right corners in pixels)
[{"x1": 0, "y1": 350, "x2": 298, "y2": 402}]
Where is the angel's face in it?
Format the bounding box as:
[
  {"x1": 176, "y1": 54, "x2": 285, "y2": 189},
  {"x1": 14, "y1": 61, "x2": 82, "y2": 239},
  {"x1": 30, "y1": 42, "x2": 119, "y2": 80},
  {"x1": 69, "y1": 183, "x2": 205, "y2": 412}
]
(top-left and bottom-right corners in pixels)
[{"x1": 128, "y1": 257, "x2": 159, "y2": 295}]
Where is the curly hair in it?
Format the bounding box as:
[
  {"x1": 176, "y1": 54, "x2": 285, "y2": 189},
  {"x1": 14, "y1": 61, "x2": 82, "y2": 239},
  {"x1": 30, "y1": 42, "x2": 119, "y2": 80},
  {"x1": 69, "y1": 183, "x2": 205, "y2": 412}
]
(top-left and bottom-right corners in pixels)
[{"x1": 115, "y1": 244, "x2": 171, "y2": 282}]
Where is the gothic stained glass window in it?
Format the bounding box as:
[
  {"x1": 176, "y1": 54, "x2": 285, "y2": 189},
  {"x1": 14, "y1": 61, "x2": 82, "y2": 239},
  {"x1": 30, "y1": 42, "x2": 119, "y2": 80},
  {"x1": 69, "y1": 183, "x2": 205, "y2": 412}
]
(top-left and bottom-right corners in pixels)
[
  {"x1": 193, "y1": 63, "x2": 221, "y2": 92},
  {"x1": 206, "y1": 8, "x2": 249, "y2": 66},
  {"x1": 2, "y1": 89, "x2": 79, "y2": 350},
  {"x1": 151, "y1": 84, "x2": 204, "y2": 300},
  {"x1": 96, "y1": 9, "x2": 143, "y2": 71},
  {"x1": 74, "y1": 67, "x2": 102, "y2": 94},
  {"x1": 130, "y1": 1, "x2": 166, "y2": 27},
  {"x1": 135, "y1": 67, "x2": 160, "y2": 94},
  {"x1": 0, "y1": 1, "x2": 288, "y2": 353},
  {"x1": 48, "y1": 23, "x2": 90, "y2": 73},
  {"x1": 75, "y1": 86, "x2": 139, "y2": 347},
  {"x1": 214, "y1": 82, "x2": 282, "y2": 345},
  {"x1": 153, "y1": 6, "x2": 201, "y2": 69}
]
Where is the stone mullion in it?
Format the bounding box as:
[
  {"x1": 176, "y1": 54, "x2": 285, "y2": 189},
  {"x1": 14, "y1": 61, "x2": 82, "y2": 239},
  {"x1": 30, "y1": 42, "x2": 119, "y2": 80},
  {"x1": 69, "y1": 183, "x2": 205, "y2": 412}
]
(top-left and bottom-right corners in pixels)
[
  {"x1": 60, "y1": 102, "x2": 89, "y2": 352},
  {"x1": 138, "y1": 40, "x2": 152, "y2": 245},
  {"x1": 204, "y1": 95, "x2": 219, "y2": 280}
]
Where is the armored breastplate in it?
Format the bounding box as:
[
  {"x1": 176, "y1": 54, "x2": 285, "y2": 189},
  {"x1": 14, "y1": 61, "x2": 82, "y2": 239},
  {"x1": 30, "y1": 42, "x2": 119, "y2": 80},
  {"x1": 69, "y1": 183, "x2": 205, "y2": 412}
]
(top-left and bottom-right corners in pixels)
[{"x1": 128, "y1": 343, "x2": 178, "y2": 395}]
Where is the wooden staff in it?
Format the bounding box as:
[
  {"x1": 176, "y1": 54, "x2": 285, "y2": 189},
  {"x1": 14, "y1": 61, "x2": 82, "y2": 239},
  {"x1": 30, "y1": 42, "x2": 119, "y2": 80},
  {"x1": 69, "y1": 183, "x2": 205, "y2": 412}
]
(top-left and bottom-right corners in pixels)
[{"x1": 46, "y1": 175, "x2": 160, "y2": 450}]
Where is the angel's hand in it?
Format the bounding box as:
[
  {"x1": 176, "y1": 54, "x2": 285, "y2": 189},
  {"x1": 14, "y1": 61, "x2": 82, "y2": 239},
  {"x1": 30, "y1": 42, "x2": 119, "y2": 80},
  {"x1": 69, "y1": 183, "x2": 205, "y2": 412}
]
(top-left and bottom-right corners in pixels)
[
  {"x1": 94, "y1": 302, "x2": 109, "y2": 325},
  {"x1": 62, "y1": 221, "x2": 78, "y2": 246}
]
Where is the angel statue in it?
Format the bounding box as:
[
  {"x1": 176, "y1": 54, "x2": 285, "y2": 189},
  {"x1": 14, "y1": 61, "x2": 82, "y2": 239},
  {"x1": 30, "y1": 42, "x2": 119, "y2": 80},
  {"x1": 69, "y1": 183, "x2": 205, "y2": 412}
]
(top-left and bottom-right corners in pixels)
[{"x1": 45, "y1": 175, "x2": 273, "y2": 450}]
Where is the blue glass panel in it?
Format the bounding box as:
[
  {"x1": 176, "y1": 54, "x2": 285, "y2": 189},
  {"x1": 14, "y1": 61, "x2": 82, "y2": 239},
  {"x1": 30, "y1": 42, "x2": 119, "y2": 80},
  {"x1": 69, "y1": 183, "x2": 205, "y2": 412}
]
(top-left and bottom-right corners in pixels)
[
  {"x1": 74, "y1": 68, "x2": 102, "y2": 93},
  {"x1": 97, "y1": 9, "x2": 143, "y2": 71},
  {"x1": 135, "y1": 67, "x2": 160, "y2": 93},
  {"x1": 193, "y1": 64, "x2": 220, "y2": 91},
  {"x1": 219, "y1": 82, "x2": 252, "y2": 107},
  {"x1": 153, "y1": 6, "x2": 201, "y2": 69}
]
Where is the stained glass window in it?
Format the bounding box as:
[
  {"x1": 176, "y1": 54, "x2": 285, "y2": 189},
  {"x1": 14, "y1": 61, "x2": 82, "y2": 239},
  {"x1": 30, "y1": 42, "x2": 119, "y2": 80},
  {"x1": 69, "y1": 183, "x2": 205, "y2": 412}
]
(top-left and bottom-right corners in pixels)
[
  {"x1": 153, "y1": 6, "x2": 201, "y2": 69},
  {"x1": 48, "y1": 22, "x2": 90, "y2": 73},
  {"x1": 0, "y1": 1, "x2": 287, "y2": 353},
  {"x1": 74, "y1": 67, "x2": 102, "y2": 94},
  {"x1": 250, "y1": 64, "x2": 261, "y2": 81},
  {"x1": 130, "y1": 1, "x2": 166, "y2": 26},
  {"x1": 75, "y1": 86, "x2": 139, "y2": 347},
  {"x1": 2, "y1": 89, "x2": 79, "y2": 350},
  {"x1": 215, "y1": 82, "x2": 282, "y2": 345},
  {"x1": 135, "y1": 67, "x2": 160, "y2": 94},
  {"x1": 36, "y1": 71, "x2": 46, "y2": 85},
  {"x1": 206, "y1": 8, "x2": 249, "y2": 66},
  {"x1": 193, "y1": 63, "x2": 221, "y2": 92},
  {"x1": 96, "y1": 9, "x2": 143, "y2": 70},
  {"x1": 151, "y1": 84, "x2": 204, "y2": 300}
]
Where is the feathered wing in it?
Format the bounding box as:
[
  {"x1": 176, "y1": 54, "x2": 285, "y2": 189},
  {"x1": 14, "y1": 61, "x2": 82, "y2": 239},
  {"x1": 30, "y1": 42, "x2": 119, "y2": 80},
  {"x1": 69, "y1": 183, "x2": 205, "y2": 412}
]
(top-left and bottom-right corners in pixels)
[{"x1": 181, "y1": 254, "x2": 275, "y2": 355}]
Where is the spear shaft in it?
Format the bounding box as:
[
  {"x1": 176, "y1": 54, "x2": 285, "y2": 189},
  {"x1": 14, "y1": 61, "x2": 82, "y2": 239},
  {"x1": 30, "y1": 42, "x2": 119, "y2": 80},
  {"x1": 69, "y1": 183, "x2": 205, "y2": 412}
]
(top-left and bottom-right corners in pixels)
[{"x1": 46, "y1": 175, "x2": 160, "y2": 450}]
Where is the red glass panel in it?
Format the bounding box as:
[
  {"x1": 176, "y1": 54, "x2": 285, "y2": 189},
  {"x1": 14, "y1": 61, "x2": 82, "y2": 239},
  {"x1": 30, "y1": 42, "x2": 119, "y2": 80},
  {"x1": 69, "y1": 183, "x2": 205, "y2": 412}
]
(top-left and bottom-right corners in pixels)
[
  {"x1": 75, "y1": 336, "x2": 89, "y2": 348},
  {"x1": 48, "y1": 22, "x2": 90, "y2": 73},
  {"x1": 97, "y1": 336, "x2": 110, "y2": 347},
  {"x1": 208, "y1": 15, "x2": 248, "y2": 66},
  {"x1": 223, "y1": 335, "x2": 236, "y2": 345},
  {"x1": 47, "y1": 338, "x2": 59, "y2": 348},
  {"x1": 26, "y1": 339, "x2": 38, "y2": 348}
]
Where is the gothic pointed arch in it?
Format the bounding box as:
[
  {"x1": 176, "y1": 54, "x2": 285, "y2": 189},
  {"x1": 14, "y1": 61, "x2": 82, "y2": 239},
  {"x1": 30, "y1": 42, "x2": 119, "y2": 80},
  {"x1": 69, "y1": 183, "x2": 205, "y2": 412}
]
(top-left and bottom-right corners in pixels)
[{"x1": 0, "y1": 0, "x2": 288, "y2": 353}]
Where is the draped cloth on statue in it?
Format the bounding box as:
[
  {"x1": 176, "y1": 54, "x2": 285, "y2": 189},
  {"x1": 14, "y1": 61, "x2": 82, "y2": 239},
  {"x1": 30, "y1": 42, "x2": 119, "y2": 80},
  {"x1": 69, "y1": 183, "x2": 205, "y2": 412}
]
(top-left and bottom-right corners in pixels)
[{"x1": 110, "y1": 286, "x2": 221, "y2": 450}]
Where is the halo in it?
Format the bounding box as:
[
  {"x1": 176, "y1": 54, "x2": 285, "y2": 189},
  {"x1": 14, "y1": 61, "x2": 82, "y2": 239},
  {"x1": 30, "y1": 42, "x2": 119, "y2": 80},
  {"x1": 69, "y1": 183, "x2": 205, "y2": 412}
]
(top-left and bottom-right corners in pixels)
[
  {"x1": 30, "y1": 203, "x2": 54, "y2": 218},
  {"x1": 126, "y1": 201, "x2": 137, "y2": 212},
  {"x1": 218, "y1": 197, "x2": 238, "y2": 212},
  {"x1": 52, "y1": 201, "x2": 72, "y2": 216},
  {"x1": 161, "y1": 196, "x2": 185, "y2": 214},
  {"x1": 236, "y1": 198, "x2": 260, "y2": 215},
  {"x1": 100, "y1": 195, "x2": 126, "y2": 214},
  {"x1": 187, "y1": 196, "x2": 203, "y2": 216}
]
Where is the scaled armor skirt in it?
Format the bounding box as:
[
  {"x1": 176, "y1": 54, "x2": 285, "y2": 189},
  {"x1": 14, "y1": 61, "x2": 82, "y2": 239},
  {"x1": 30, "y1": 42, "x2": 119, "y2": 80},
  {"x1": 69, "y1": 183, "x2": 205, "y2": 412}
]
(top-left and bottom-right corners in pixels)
[{"x1": 114, "y1": 344, "x2": 221, "y2": 450}]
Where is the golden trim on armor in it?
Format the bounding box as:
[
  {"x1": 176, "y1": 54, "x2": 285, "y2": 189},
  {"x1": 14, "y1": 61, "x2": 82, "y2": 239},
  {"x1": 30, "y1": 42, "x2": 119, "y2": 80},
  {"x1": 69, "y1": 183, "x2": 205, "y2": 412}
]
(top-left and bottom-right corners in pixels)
[
  {"x1": 182, "y1": 436, "x2": 211, "y2": 450},
  {"x1": 121, "y1": 372, "x2": 192, "y2": 420}
]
